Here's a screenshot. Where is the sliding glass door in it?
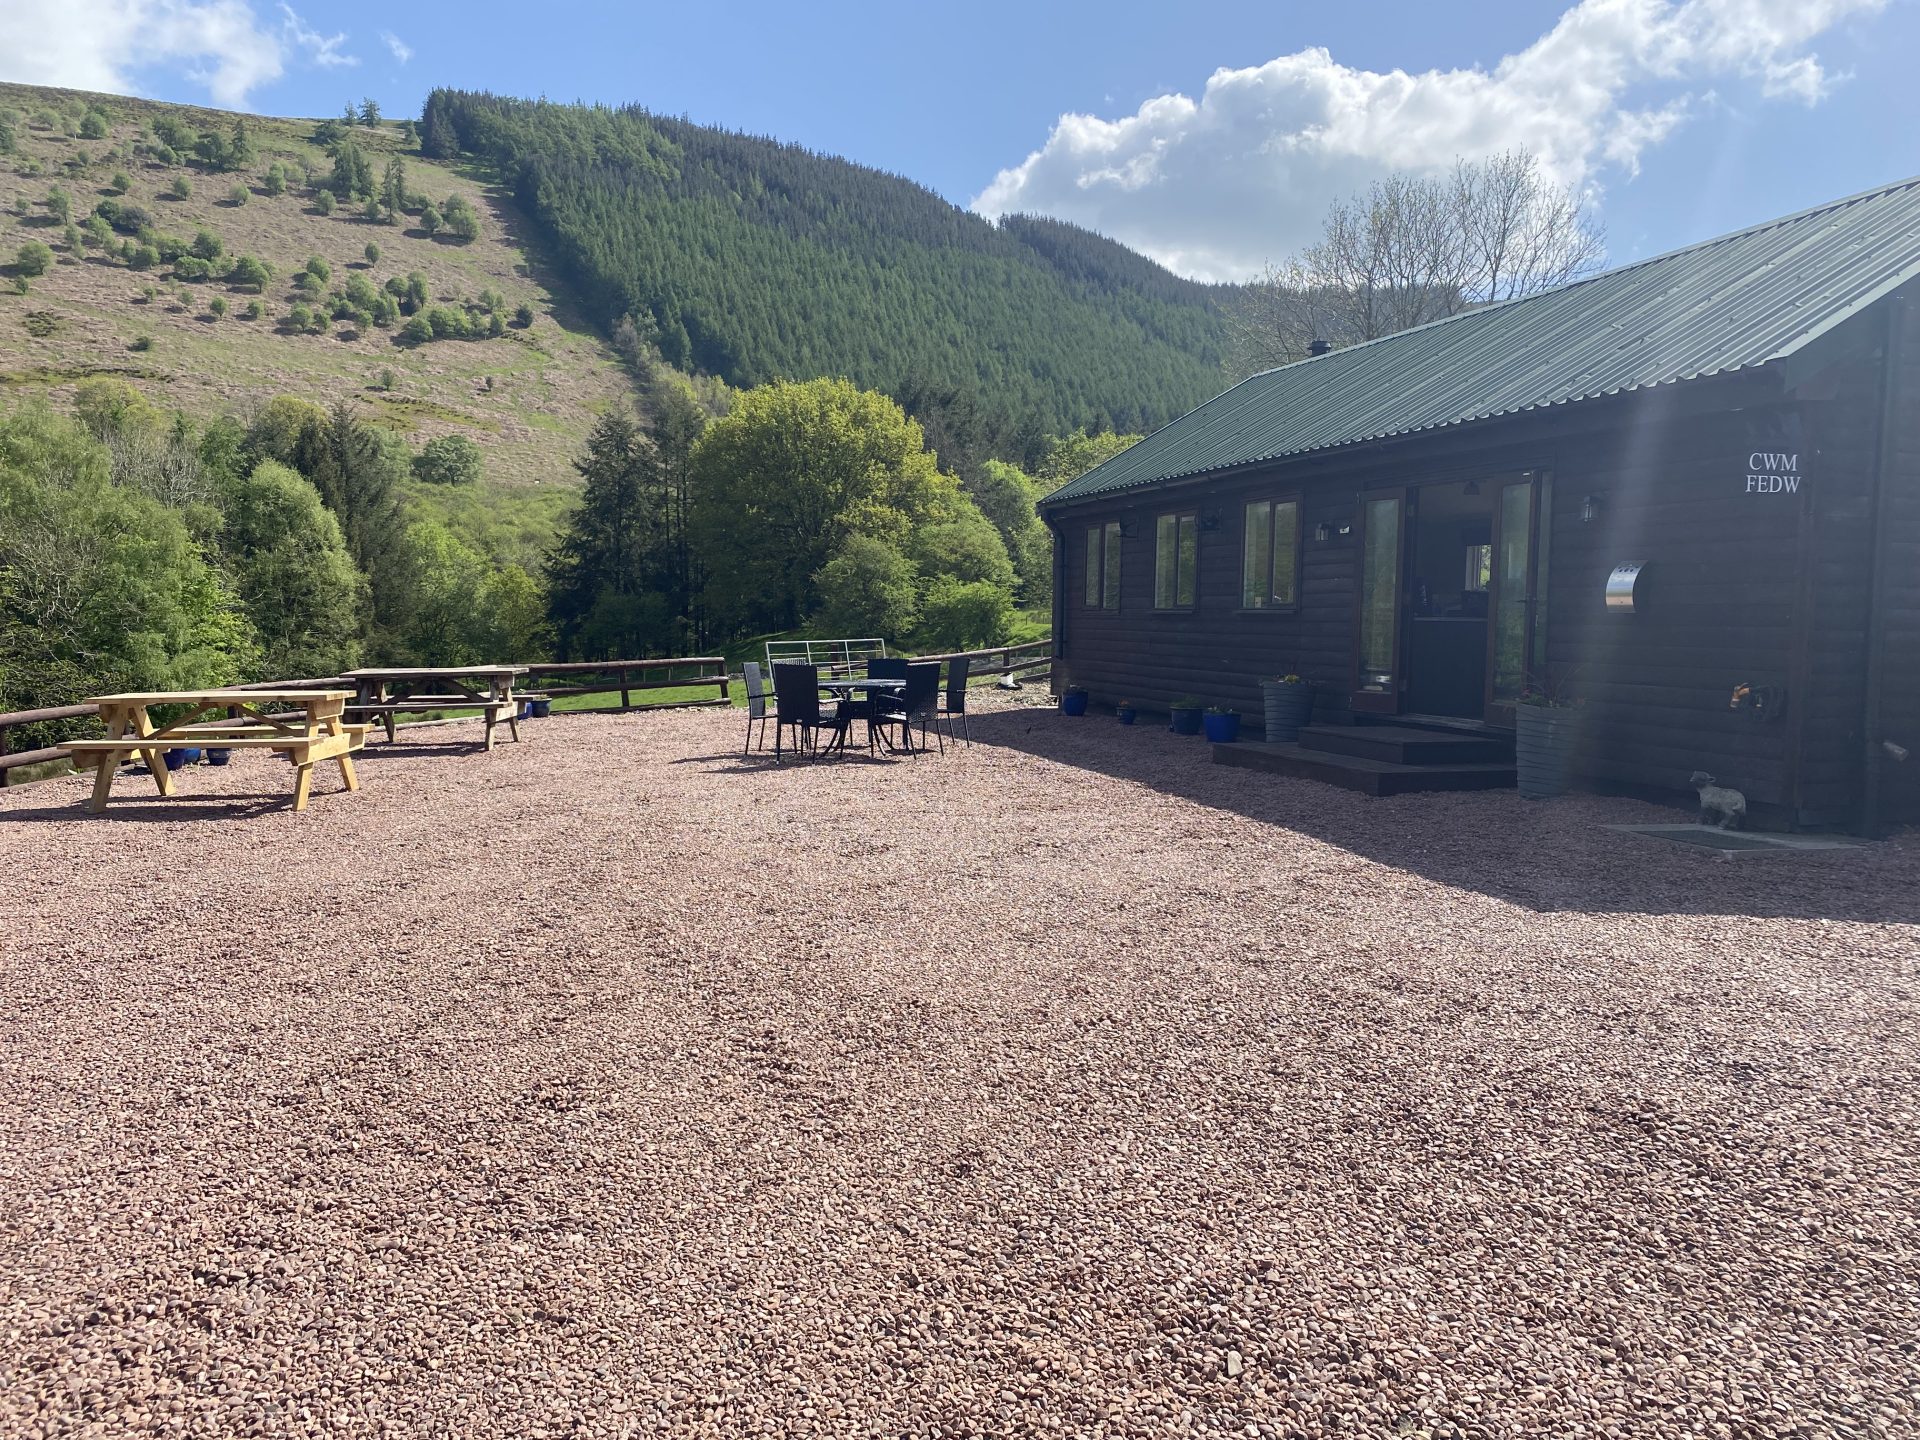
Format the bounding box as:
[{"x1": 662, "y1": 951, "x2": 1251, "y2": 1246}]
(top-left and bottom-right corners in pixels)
[{"x1": 1351, "y1": 488, "x2": 1406, "y2": 714}]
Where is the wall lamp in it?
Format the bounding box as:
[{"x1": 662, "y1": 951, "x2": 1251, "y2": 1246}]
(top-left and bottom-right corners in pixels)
[{"x1": 1581, "y1": 493, "x2": 1603, "y2": 524}]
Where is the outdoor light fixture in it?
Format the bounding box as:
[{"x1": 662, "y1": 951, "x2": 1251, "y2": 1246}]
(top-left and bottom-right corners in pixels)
[
  {"x1": 1581, "y1": 493, "x2": 1603, "y2": 523},
  {"x1": 1314, "y1": 521, "x2": 1334, "y2": 542},
  {"x1": 1199, "y1": 509, "x2": 1222, "y2": 532}
]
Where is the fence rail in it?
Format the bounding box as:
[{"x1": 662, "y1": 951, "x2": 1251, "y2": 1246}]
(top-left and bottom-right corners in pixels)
[
  {"x1": 912, "y1": 638, "x2": 1056, "y2": 686},
  {"x1": 520, "y1": 657, "x2": 730, "y2": 712}
]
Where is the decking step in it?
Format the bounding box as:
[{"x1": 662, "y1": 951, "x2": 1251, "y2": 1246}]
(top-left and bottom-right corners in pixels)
[
  {"x1": 1212, "y1": 740, "x2": 1516, "y2": 796},
  {"x1": 1295, "y1": 722, "x2": 1513, "y2": 766}
]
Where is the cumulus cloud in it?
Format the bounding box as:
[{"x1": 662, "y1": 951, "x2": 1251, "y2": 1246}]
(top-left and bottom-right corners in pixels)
[
  {"x1": 0, "y1": 0, "x2": 283, "y2": 108},
  {"x1": 381, "y1": 31, "x2": 412, "y2": 65},
  {"x1": 279, "y1": 3, "x2": 356, "y2": 69},
  {"x1": 973, "y1": 0, "x2": 1886, "y2": 280}
]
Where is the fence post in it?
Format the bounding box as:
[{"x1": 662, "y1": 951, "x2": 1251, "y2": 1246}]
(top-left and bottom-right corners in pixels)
[
  {"x1": 0, "y1": 723, "x2": 10, "y2": 789},
  {"x1": 719, "y1": 666, "x2": 730, "y2": 704},
  {"x1": 620, "y1": 665, "x2": 631, "y2": 711}
]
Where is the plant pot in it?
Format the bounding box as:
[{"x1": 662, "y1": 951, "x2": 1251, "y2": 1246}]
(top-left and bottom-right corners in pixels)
[
  {"x1": 530, "y1": 698, "x2": 552, "y2": 718},
  {"x1": 163, "y1": 747, "x2": 200, "y2": 771},
  {"x1": 1169, "y1": 705, "x2": 1203, "y2": 736},
  {"x1": 1515, "y1": 705, "x2": 1579, "y2": 799},
  {"x1": 1262, "y1": 681, "x2": 1315, "y2": 743},
  {"x1": 1203, "y1": 712, "x2": 1241, "y2": 743},
  {"x1": 1116, "y1": 707, "x2": 1136, "y2": 726},
  {"x1": 1061, "y1": 689, "x2": 1089, "y2": 717},
  {"x1": 205, "y1": 747, "x2": 232, "y2": 766}
]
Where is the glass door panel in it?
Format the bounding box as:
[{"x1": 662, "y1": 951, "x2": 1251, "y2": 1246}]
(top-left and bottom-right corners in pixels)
[
  {"x1": 1487, "y1": 478, "x2": 1537, "y2": 714},
  {"x1": 1353, "y1": 492, "x2": 1405, "y2": 712}
]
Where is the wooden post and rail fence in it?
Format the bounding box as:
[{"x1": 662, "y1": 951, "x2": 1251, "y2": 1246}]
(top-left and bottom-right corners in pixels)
[{"x1": 0, "y1": 642, "x2": 1050, "y2": 787}]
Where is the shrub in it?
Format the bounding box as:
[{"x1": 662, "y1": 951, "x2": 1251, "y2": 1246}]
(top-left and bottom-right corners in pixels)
[
  {"x1": 46, "y1": 187, "x2": 71, "y2": 223},
  {"x1": 917, "y1": 577, "x2": 1014, "y2": 651},
  {"x1": 190, "y1": 229, "x2": 223, "y2": 261},
  {"x1": 83, "y1": 215, "x2": 112, "y2": 249},
  {"x1": 151, "y1": 144, "x2": 180, "y2": 167},
  {"x1": 513, "y1": 302, "x2": 535, "y2": 327},
  {"x1": 286, "y1": 302, "x2": 315, "y2": 332},
  {"x1": 418, "y1": 203, "x2": 442, "y2": 236},
  {"x1": 172, "y1": 256, "x2": 214, "y2": 281},
  {"x1": 243, "y1": 299, "x2": 263, "y2": 320},
  {"x1": 140, "y1": 285, "x2": 157, "y2": 303},
  {"x1": 412, "y1": 433, "x2": 484, "y2": 487},
  {"x1": 17, "y1": 239, "x2": 56, "y2": 277},
  {"x1": 167, "y1": 176, "x2": 191, "y2": 201},
  {"x1": 487, "y1": 310, "x2": 505, "y2": 338},
  {"x1": 424, "y1": 304, "x2": 468, "y2": 339},
  {"x1": 441, "y1": 193, "x2": 480, "y2": 242},
  {"x1": 363, "y1": 241, "x2": 380, "y2": 266},
  {"x1": 63, "y1": 223, "x2": 82, "y2": 254},
  {"x1": 399, "y1": 314, "x2": 432, "y2": 345},
  {"x1": 79, "y1": 110, "x2": 109, "y2": 140},
  {"x1": 305, "y1": 255, "x2": 331, "y2": 284},
  {"x1": 12, "y1": 275, "x2": 27, "y2": 295},
  {"x1": 371, "y1": 293, "x2": 400, "y2": 327},
  {"x1": 109, "y1": 170, "x2": 130, "y2": 194},
  {"x1": 96, "y1": 198, "x2": 152, "y2": 234},
  {"x1": 227, "y1": 255, "x2": 271, "y2": 291},
  {"x1": 377, "y1": 367, "x2": 396, "y2": 391},
  {"x1": 263, "y1": 164, "x2": 285, "y2": 197},
  {"x1": 362, "y1": 196, "x2": 383, "y2": 224},
  {"x1": 228, "y1": 183, "x2": 248, "y2": 207},
  {"x1": 130, "y1": 333, "x2": 155, "y2": 352},
  {"x1": 314, "y1": 189, "x2": 335, "y2": 216},
  {"x1": 209, "y1": 296, "x2": 227, "y2": 318}
]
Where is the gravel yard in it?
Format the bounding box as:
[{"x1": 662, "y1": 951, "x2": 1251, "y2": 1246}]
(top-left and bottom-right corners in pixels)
[{"x1": 3, "y1": 700, "x2": 1917, "y2": 1439}]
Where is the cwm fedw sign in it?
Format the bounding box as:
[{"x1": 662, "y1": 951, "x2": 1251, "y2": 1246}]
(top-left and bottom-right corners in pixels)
[{"x1": 1746, "y1": 451, "x2": 1802, "y2": 494}]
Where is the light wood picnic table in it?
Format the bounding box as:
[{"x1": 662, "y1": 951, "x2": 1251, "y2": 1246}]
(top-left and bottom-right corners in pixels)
[
  {"x1": 341, "y1": 666, "x2": 529, "y2": 750},
  {"x1": 63, "y1": 689, "x2": 366, "y2": 813}
]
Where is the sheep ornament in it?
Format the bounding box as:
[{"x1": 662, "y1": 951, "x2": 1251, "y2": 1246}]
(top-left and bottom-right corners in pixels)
[{"x1": 1690, "y1": 771, "x2": 1747, "y2": 830}]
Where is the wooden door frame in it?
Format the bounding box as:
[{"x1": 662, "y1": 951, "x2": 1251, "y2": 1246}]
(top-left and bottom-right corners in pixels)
[
  {"x1": 1482, "y1": 471, "x2": 1542, "y2": 728},
  {"x1": 1349, "y1": 485, "x2": 1410, "y2": 716}
]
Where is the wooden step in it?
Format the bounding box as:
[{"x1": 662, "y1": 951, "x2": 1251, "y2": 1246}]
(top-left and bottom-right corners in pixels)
[
  {"x1": 1295, "y1": 722, "x2": 1513, "y2": 766},
  {"x1": 1212, "y1": 740, "x2": 1516, "y2": 796}
]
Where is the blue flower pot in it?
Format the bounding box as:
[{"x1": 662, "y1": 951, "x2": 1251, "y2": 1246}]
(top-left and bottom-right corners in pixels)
[
  {"x1": 163, "y1": 747, "x2": 200, "y2": 770},
  {"x1": 530, "y1": 698, "x2": 552, "y2": 718},
  {"x1": 1061, "y1": 690, "x2": 1089, "y2": 716},
  {"x1": 1116, "y1": 707, "x2": 1136, "y2": 725},
  {"x1": 1203, "y1": 712, "x2": 1241, "y2": 743},
  {"x1": 1169, "y1": 706, "x2": 1203, "y2": 735}
]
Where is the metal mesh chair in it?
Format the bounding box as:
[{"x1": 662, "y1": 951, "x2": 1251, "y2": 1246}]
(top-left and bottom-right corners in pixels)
[
  {"x1": 874, "y1": 662, "x2": 943, "y2": 755},
  {"x1": 771, "y1": 663, "x2": 851, "y2": 761},
  {"x1": 741, "y1": 662, "x2": 774, "y2": 755},
  {"x1": 937, "y1": 655, "x2": 972, "y2": 745}
]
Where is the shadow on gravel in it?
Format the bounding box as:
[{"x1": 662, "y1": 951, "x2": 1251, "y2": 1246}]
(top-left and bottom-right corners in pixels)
[
  {"x1": 0, "y1": 793, "x2": 310, "y2": 823},
  {"x1": 963, "y1": 707, "x2": 1919, "y2": 925}
]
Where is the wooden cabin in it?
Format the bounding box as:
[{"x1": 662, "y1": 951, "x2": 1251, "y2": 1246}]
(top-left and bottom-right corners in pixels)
[{"x1": 1038, "y1": 178, "x2": 1920, "y2": 832}]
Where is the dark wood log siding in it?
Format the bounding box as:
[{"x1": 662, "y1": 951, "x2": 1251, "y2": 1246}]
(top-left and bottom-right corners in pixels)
[
  {"x1": 1870, "y1": 290, "x2": 1920, "y2": 825},
  {"x1": 1050, "y1": 348, "x2": 1909, "y2": 823}
]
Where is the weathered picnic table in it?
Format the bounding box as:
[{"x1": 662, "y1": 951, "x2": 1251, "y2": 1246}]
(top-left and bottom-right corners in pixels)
[
  {"x1": 342, "y1": 666, "x2": 528, "y2": 750},
  {"x1": 62, "y1": 689, "x2": 367, "y2": 813}
]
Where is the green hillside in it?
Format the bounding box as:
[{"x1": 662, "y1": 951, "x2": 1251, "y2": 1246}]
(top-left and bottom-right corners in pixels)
[
  {"x1": 0, "y1": 83, "x2": 631, "y2": 500},
  {"x1": 421, "y1": 90, "x2": 1233, "y2": 438}
]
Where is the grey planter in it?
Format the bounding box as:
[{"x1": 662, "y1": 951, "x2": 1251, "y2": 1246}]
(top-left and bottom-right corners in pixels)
[
  {"x1": 1262, "y1": 681, "x2": 1315, "y2": 743},
  {"x1": 1515, "y1": 705, "x2": 1579, "y2": 799}
]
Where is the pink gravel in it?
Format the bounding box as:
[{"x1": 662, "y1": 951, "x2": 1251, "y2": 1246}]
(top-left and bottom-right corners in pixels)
[{"x1": 2, "y1": 699, "x2": 1917, "y2": 1438}]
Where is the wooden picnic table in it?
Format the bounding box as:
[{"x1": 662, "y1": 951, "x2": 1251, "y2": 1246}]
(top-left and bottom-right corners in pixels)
[
  {"x1": 341, "y1": 666, "x2": 529, "y2": 750},
  {"x1": 63, "y1": 689, "x2": 366, "y2": 813}
]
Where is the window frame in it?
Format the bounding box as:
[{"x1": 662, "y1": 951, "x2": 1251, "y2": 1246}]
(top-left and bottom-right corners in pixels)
[
  {"x1": 1239, "y1": 496, "x2": 1303, "y2": 612},
  {"x1": 1153, "y1": 511, "x2": 1199, "y2": 611},
  {"x1": 1083, "y1": 520, "x2": 1123, "y2": 611}
]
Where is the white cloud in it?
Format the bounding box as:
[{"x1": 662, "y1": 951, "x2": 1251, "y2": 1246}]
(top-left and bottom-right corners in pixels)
[
  {"x1": 381, "y1": 31, "x2": 412, "y2": 65},
  {"x1": 279, "y1": 3, "x2": 357, "y2": 69},
  {"x1": 0, "y1": 0, "x2": 283, "y2": 108},
  {"x1": 973, "y1": 0, "x2": 1886, "y2": 280}
]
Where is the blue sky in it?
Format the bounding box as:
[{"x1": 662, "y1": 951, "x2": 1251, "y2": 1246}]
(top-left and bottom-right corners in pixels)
[{"x1": 2, "y1": 0, "x2": 1913, "y2": 280}]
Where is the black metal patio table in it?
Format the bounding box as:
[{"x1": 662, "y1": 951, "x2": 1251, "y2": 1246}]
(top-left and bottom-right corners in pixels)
[{"x1": 818, "y1": 676, "x2": 913, "y2": 754}]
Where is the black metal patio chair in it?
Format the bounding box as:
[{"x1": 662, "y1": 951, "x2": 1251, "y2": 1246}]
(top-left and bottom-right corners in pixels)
[
  {"x1": 741, "y1": 661, "x2": 774, "y2": 756},
  {"x1": 936, "y1": 655, "x2": 971, "y2": 746},
  {"x1": 771, "y1": 662, "x2": 852, "y2": 761},
  {"x1": 872, "y1": 661, "x2": 942, "y2": 756}
]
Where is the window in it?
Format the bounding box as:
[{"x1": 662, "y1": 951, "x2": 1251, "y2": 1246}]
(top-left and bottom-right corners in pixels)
[
  {"x1": 1463, "y1": 543, "x2": 1492, "y2": 592},
  {"x1": 1241, "y1": 499, "x2": 1301, "y2": 608},
  {"x1": 1084, "y1": 521, "x2": 1122, "y2": 610},
  {"x1": 1155, "y1": 513, "x2": 1197, "y2": 609}
]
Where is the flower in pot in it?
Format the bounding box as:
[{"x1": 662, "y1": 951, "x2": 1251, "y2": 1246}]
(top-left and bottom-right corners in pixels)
[
  {"x1": 1115, "y1": 699, "x2": 1137, "y2": 726},
  {"x1": 1261, "y1": 672, "x2": 1314, "y2": 742},
  {"x1": 1202, "y1": 705, "x2": 1242, "y2": 743},
  {"x1": 1061, "y1": 685, "x2": 1090, "y2": 717},
  {"x1": 1514, "y1": 675, "x2": 1581, "y2": 799},
  {"x1": 1168, "y1": 696, "x2": 1204, "y2": 735}
]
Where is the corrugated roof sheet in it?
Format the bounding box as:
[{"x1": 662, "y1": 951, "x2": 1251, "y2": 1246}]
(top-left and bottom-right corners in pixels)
[{"x1": 1043, "y1": 176, "x2": 1920, "y2": 507}]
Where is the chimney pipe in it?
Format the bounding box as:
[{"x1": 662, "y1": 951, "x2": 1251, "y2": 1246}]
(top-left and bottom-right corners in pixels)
[{"x1": 1307, "y1": 338, "x2": 1332, "y2": 357}]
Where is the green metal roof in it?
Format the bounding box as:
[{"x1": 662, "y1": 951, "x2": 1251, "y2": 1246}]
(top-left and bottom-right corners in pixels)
[{"x1": 1042, "y1": 176, "x2": 1920, "y2": 508}]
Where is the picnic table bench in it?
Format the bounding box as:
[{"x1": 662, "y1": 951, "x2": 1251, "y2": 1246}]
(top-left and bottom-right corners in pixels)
[
  {"x1": 63, "y1": 689, "x2": 366, "y2": 813},
  {"x1": 342, "y1": 666, "x2": 528, "y2": 750}
]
